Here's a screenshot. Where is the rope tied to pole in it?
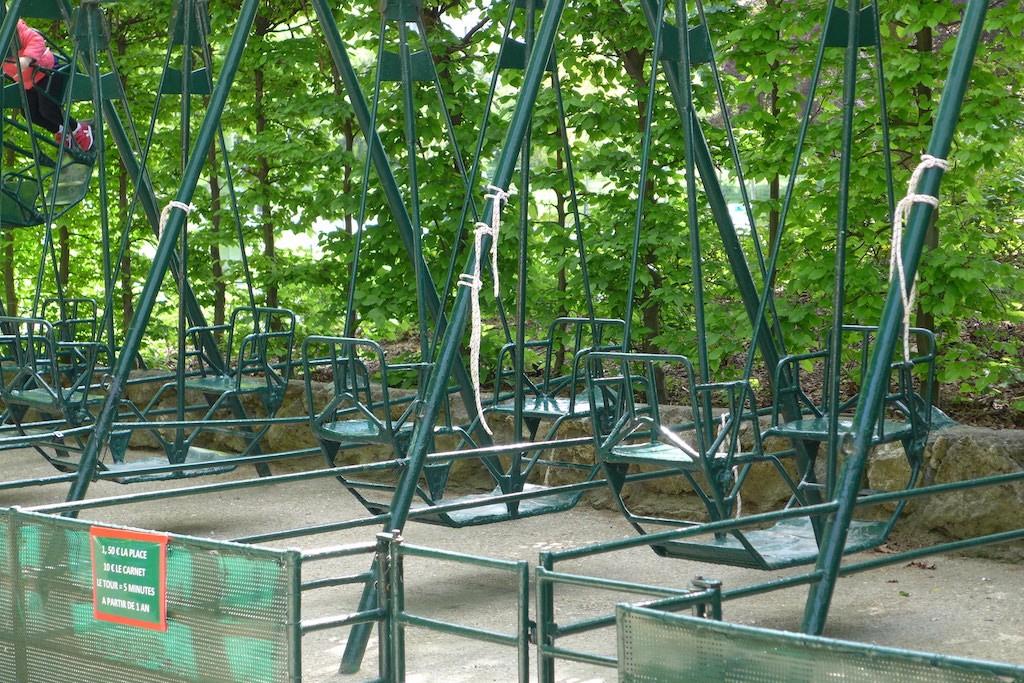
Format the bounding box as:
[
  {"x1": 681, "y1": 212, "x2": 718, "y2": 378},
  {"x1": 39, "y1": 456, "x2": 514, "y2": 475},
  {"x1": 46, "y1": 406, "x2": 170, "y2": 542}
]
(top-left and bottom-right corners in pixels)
[
  {"x1": 159, "y1": 200, "x2": 197, "y2": 233},
  {"x1": 889, "y1": 154, "x2": 948, "y2": 362},
  {"x1": 458, "y1": 184, "x2": 510, "y2": 435}
]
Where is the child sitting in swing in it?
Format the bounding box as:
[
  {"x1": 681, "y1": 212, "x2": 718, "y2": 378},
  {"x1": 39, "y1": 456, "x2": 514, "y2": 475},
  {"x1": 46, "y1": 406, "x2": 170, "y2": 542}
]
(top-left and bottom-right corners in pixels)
[{"x1": 3, "y1": 19, "x2": 93, "y2": 152}]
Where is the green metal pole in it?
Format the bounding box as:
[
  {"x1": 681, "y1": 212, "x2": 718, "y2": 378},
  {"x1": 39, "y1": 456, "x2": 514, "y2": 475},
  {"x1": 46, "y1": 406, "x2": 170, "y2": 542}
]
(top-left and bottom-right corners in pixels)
[
  {"x1": 512, "y1": 0, "x2": 537, "y2": 490},
  {"x1": 823, "y1": 0, "x2": 860, "y2": 497},
  {"x1": 338, "y1": 0, "x2": 568, "y2": 670},
  {"x1": 802, "y1": 0, "x2": 988, "y2": 635},
  {"x1": 65, "y1": 0, "x2": 262, "y2": 506},
  {"x1": 394, "y1": 0, "x2": 564, "y2": 539}
]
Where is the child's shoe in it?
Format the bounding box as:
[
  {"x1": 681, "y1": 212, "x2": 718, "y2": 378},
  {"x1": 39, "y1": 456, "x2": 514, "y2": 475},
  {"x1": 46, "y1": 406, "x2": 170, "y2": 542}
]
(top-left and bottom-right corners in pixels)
[{"x1": 72, "y1": 123, "x2": 93, "y2": 152}]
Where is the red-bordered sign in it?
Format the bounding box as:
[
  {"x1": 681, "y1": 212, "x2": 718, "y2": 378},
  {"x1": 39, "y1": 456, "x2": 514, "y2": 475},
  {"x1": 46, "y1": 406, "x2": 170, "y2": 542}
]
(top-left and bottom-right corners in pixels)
[{"x1": 90, "y1": 526, "x2": 169, "y2": 631}]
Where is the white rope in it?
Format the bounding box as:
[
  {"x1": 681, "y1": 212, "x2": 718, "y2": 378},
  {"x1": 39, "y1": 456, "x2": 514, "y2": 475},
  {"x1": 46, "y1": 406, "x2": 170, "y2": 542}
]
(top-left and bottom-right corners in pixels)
[
  {"x1": 458, "y1": 185, "x2": 510, "y2": 435},
  {"x1": 159, "y1": 200, "x2": 197, "y2": 232},
  {"x1": 889, "y1": 154, "x2": 948, "y2": 362}
]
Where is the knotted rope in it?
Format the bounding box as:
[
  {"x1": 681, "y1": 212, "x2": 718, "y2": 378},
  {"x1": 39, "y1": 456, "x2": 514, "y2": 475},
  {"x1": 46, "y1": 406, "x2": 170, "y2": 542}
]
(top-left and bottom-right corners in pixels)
[
  {"x1": 889, "y1": 154, "x2": 948, "y2": 362},
  {"x1": 459, "y1": 185, "x2": 510, "y2": 435},
  {"x1": 159, "y1": 200, "x2": 197, "y2": 233}
]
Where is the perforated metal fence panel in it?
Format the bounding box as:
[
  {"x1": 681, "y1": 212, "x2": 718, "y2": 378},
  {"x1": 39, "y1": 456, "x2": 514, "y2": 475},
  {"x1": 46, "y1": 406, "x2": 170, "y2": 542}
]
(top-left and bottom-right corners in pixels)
[
  {"x1": 0, "y1": 509, "x2": 16, "y2": 678},
  {"x1": 1, "y1": 508, "x2": 300, "y2": 683},
  {"x1": 617, "y1": 604, "x2": 1024, "y2": 683}
]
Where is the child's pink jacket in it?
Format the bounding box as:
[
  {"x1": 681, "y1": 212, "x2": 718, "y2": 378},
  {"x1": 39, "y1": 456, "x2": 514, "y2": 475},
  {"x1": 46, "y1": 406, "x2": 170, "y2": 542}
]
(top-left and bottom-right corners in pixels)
[{"x1": 3, "y1": 20, "x2": 55, "y2": 90}]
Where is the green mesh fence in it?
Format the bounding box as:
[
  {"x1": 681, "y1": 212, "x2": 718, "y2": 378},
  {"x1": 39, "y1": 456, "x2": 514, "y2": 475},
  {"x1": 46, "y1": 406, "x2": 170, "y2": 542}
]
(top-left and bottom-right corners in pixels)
[
  {"x1": 617, "y1": 604, "x2": 1024, "y2": 683},
  {"x1": 0, "y1": 509, "x2": 15, "y2": 678},
  {"x1": 1, "y1": 508, "x2": 299, "y2": 683}
]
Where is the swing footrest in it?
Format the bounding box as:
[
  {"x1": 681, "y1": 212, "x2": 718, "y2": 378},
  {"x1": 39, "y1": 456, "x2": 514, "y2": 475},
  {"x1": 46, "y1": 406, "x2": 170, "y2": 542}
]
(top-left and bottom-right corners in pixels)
[
  {"x1": 7, "y1": 386, "x2": 104, "y2": 410},
  {"x1": 403, "y1": 483, "x2": 584, "y2": 528},
  {"x1": 102, "y1": 446, "x2": 238, "y2": 483},
  {"x1": 651, "y1": 517, "x2": 890, "y2": 570},
  {"x1": 184, "y1": 376, "x2": 274, "y2": 395}
]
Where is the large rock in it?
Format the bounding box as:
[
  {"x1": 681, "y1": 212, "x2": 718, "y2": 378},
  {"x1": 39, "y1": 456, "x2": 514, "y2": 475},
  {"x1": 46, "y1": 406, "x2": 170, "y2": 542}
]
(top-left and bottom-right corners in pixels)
[{"x1": 896, "y1": 426, "x2": 1024, "y2": 558}]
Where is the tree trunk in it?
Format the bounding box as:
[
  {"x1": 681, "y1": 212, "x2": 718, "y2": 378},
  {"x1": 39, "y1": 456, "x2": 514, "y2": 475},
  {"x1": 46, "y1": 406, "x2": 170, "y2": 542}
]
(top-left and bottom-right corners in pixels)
[
  {"x1": 914, "y1": 25, "x2": 935, "y2": 352},
  {"x1": 207, "y1": 144, "x2": 226, "y2": 328},
  {"x1": 767, "y1": 0, "x2": 781, "y2": 253},
  {"x1": 3, "y1": 231, "x2": 15, "y2": 316},
  {"x1": 255, "y1": 17, "x2": 277, "y2": 311}
]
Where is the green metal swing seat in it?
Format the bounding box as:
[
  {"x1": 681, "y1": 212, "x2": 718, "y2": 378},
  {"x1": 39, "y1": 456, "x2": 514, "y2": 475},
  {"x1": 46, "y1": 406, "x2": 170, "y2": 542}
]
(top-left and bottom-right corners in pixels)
[
  {"x1": 0, "y1": 315, "x2": 109, "y2": 470},
  {"x1": 117, "y1": 306, "x2": 296, "y2": 482},
  {"x1": 661, "y1": 325, "x2": 937, "y2": 570},
  {"x1": 303, "y1": 335, "x2": 423, "y2": 458},
  {"x1": 303, "y1": 335, "x2": 486, "y2": 525},
  {"x1": 587, "y1": 337, "x2": 936, "y2": 570},
  {"x1": 41, "y1": 297, "x2": 102, "y2": 343},
  {"x1": 0, "y1": 47, "x2": 102, "y2": 228},
  {"x1": 681, "y1": 324, "x2": 938, "y2": 569},
  {"x1": 181, "y1": 306, "x2": 296, "y2": 409},
  {"x1": 0, "y1": 150, "x2": 93, "y2": 228},
  {"x1": 421, "y1": 317, "x2": 629, "y2": 525},
  {"x1": 586, "y1": 351, "x2": 809, "y2": 569},
  {"x1": 766, "y1": 325, "x2": 936, "y2": 454},
  {"x1": 485, "y1": 317, "x2": 626, "y2": 431}
]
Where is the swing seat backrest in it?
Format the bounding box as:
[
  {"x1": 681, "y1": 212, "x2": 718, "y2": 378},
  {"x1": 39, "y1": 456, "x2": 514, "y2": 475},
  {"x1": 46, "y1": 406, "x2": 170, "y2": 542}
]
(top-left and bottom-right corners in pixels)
[
  {"x1": 0, "y1": 169, "x2": 41, "y2": 226},
  {"x1": 489, "y1": 317, "x2": 626, "y2": 419},
  {"x1": 41, "y1": 297, "x2": 99, "y2": 343},
  {"x1": 769, "y1": 324, "x2": 937, "y2": 447}
]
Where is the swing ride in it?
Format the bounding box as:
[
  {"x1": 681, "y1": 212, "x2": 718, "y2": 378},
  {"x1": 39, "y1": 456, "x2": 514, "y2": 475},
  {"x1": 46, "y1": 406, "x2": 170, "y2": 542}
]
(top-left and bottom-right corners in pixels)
[
  {"x1": 0, "y1": 0, "x2": 1003, "y2": 675},
  {"x1": 299, "y1": 0, "x2": 632, "y2": 530}
]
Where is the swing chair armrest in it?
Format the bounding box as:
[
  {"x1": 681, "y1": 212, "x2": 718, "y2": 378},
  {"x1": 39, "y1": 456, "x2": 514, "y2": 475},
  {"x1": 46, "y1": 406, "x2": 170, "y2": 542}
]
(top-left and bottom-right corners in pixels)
[
  {"x1": 492, "y1": 340, "x2": 547, "y2": 401},
  {"x1": 53, "y1": 340, "x2": 107, "y2": 393},
  {"x1": 184, "y1": 323, "x2": 231, "y2": 338},
  {"x1": 387, "y1": 361, "x2": 433, "y2": 375},
  {"x1": 693, "y1": 378, "x2": 752, "y2": 395},
  {"x1": 770, "y1": 350, "x2": 827, "y2": 427},
  {"x1": 656, "y1": 424, "x2": 703, "y2": 460},
  {"x1": 302, "y1": 335, "x2": 405, "y2": 432},
  {"x1": 182, "y1": 323, "x2": 231, "y2": 373}
]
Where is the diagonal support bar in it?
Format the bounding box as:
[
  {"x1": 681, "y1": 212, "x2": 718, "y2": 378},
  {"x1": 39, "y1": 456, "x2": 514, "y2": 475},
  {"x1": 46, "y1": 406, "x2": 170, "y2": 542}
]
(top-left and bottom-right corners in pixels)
[{"x1": 336, "y1": 0, "x2": 569, "y2": 671}]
